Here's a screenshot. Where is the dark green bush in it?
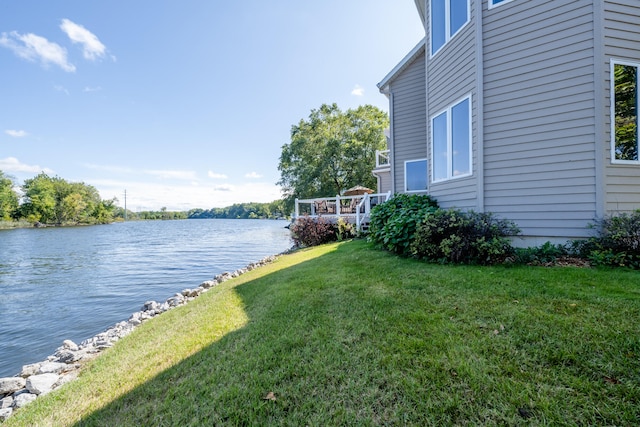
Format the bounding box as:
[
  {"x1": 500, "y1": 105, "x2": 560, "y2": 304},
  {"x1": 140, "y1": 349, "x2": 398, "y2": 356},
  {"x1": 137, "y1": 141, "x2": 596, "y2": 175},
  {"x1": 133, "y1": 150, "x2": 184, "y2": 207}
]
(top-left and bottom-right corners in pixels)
[
  {"x1": 514, "y1": 241, "x2": 570, "y2": 265},
  {"x1": 290, "y1": 216, "x2": 337, "y2": 247},
  {"x1": 575, "y1": 210, "x2": 640, "y2": 269},
  {"x1": 411, "y1": 209, "x2": 520, "y2": 265},
  {"x1": 367, "y1": 194, "x2": 438, "y2": 256}
]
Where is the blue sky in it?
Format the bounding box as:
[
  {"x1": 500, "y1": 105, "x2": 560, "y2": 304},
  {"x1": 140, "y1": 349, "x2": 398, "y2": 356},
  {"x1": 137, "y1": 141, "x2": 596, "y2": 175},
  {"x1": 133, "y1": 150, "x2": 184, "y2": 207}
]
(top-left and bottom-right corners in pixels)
[{"x1": 0, "y1": 1, "x2": 423, "y2": 211}]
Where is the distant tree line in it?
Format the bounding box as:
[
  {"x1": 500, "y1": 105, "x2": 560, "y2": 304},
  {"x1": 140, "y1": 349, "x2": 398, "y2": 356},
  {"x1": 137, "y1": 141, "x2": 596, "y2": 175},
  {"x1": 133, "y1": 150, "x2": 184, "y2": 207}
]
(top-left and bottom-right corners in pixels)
[
  {"x1": 113, "y1": 207, "x2": 188, "y2": 221},
  {"x1": 188, "y1": 200, "x2": 287, "y2": 220},
  {"x1": 0, "y1": 171, "x2": 116, "y2": 225}
]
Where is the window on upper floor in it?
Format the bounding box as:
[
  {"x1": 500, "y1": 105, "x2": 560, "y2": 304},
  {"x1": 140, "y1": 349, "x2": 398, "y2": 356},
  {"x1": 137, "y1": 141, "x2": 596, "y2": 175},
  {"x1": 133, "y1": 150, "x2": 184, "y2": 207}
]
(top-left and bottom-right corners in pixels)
[
  {"x1": 405, "y1": 159, "x2": 428, "y2": 192},
  {"x1": 489, "y1": 0, "x2": 516, "y2": 9},
  {"x1": 432, "y1": 96, "x2": 472, "y2": 182},
  {"x1": 430, "y1": 0, "x2": 469, "y2": 56},
  {"x1": 612, "y1": 60, "x2": 639, "y2": 164}
]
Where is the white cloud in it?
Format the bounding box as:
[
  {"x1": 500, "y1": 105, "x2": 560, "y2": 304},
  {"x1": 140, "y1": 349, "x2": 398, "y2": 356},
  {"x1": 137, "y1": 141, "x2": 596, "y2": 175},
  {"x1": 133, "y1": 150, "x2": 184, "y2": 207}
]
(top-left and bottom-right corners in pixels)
[
  {"x1": 351, "y1": 84, "x2": 365, "y2": 97},
  {"x1": 88, "y1": 178, "x2": 282, "y2": 211},
  {"x1": 0, "y1": 157, "x2": 54, "y2": 174},
  {"x1": 143, "y1": 169, "x2": 198, "y2": 180},
  {"x1": 213, "y1": 184, "x2": 234, "y2": 192},
  {"x1": 0, "y1": 31, "x2": 75, "y2": 72},
  {"x1": 5, "y1": 130, "x2": 28, "y2": 138},
  {"x1": 60, "y1": 19, "x2": 107, "y2": 61},
  {"x1": 54, "y1": 85, "x2": 70, "y2": 95},
  {"x1": 208, "y1": 170, "x2": 228, "y2": 179},
  {"x1": 83, "y1": 86, "x2": 102, "y2": 92},
  {"x1": 244, "y1": 171, "x2": 262, "y2": 179},
  {"x1": 83, "y1": 163, "x2": 135, "y2": 174}
]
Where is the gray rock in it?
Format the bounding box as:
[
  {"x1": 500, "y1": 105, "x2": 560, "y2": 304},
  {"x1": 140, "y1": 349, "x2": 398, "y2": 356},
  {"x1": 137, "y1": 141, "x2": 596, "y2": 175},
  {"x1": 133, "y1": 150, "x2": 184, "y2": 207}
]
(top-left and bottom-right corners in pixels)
[
  {"x1": 26, "y1": 373, "x2": 59, "y2": 395},
  {"x1": 13, "y1": 392, "x2": 37, "y2": 408},
  {"x1": 0, "y1": 407, "x2": 13, "y2": 421},
  {"x1": 0, "y1": 377, "x2": 26, "y2": 395},
  {"x1": 62, "y1": 339, "x2": 79, "y2": 351},
  {"x1": 38, "y1": 362, "x2": 69, "y2": 374},
  {"x1": 0, "y1": 396, "x2": 13, "y2": 409},
  {"x1": 20, "y1": 363, "x2": 41, "y2": 378}
]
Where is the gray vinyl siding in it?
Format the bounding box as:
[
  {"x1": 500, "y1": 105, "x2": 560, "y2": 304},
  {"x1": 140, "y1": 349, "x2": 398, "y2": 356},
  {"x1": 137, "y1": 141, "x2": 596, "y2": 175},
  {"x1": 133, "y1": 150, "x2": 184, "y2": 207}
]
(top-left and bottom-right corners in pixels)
[
  {"x1": 425, "y1": 0, "x2": 479, "y2": 210},
  {"x1": 388, "y1": 50, "x2": 427, "y2": 195},
  {"x1": 482, "y1": 0, "x2": 597, "y2": 238},
  {"x1": 604, "y1": 0, "x2": 640, "y2": 213}
]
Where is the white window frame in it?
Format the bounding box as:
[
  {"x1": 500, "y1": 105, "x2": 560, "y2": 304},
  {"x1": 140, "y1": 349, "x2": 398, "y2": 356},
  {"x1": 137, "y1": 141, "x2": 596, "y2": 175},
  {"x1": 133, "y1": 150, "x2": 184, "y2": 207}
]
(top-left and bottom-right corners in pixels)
[
  {"x1": 430, "y1": 0, "x2": 471, "y2": 57},
  {"x1": 611, "y1": 59, "x2": 640, "y2": 165},
  {"x1": 488, "y1": 0, "x2": 516, "y2": 9},
  {"x1": 431, "y1": 95, "x2": 473, "y2": 183},
  {"x1": 404, "y1": 159, "x2": 428, "y2": 193}
]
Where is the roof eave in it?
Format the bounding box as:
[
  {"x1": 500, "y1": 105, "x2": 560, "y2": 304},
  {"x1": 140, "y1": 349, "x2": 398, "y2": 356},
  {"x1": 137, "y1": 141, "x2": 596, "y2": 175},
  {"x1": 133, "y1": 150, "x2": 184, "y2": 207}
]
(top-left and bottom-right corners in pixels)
[{"x1": 377, "y1": 38, "x2": 426, "y2": 93}]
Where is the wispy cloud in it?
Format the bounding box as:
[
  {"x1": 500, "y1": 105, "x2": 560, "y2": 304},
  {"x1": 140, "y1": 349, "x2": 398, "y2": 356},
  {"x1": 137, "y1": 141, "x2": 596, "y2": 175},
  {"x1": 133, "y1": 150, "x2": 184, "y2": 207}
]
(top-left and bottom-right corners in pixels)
[
  {"x1": 0, "y1": 157, "x2": 54, "y2": 174},
  {"x1": 213, "y1": 184, "x2": 234, "y2": 192},
  {"x1": 351, "y1": 84, "x2": 365, "y2": 97},
  {"x1": 60, "y1": 19, "x2": 108, "y2": 61},
  {"x1": 5, "y1": 130, "x2": 28, "y2": 138},
  {"x1": 144, "y1": 169, "x2": 198, "y2": 180},
  {"x1": 88, "y1": 179, "x2": 282, "y2": 211},
  {"x1": 83, "y1": 163, "x2": 135, "y2": 174},
  {"x1": 83, "y1": 86, "x2": 102, "y2": 93},
  {"x1": 0, "y1": 31, "x2": 75, "y2": 72},
  {"x1": 54, "y1": 85, "x2": 70, "y2": 95},
  {"x1": 208, "y1": 170, "x2": 228, "y2": 179},
  {"x1": 245, "y1": 171, "x2": 263, "y2": 179}
]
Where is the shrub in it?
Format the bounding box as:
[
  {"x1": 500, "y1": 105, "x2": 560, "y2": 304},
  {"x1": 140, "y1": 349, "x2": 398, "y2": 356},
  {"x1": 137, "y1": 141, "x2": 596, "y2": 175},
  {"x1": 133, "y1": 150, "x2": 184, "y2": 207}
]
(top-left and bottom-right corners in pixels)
[
  {"x1": 290, "y1": 216, "x2": 337, "y2": 247},
  {"x1": 576, "y1": 210, "x2": 640, "y2": 269},
  {"x1": 514, "y1": 241, "x2": 570, "y2": 265},
  {"x1": 411, "y1": 209, "x2": 520, "y2": 265},
  {"x1": 367, "y1": 194, "x2": 438, "y2": 256}
]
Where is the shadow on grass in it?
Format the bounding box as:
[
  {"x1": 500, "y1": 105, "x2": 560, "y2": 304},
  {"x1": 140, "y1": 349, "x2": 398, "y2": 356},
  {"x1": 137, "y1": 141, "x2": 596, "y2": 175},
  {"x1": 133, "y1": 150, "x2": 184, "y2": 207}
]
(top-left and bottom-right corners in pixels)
[
  {"x1": 10, "y1": 240, "x2": 639, "y2": 425},
  {"x1": 69, "y1": 242, "x2": 383, "y2": 426}
]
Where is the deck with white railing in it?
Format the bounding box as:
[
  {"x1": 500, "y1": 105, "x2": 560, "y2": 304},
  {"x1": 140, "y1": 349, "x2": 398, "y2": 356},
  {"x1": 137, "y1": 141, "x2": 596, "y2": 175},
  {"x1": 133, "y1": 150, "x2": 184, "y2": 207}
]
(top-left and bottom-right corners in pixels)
[{"x1": 294, "y1": 191, "x2": 392, "y2": 231}]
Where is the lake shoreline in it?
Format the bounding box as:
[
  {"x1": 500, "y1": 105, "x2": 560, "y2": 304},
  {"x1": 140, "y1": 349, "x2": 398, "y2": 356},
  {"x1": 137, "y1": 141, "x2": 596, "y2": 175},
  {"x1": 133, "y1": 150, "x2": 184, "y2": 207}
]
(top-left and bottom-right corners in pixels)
[{"x1": 0, "y1": 248, "x2": 293, "y2": 421}]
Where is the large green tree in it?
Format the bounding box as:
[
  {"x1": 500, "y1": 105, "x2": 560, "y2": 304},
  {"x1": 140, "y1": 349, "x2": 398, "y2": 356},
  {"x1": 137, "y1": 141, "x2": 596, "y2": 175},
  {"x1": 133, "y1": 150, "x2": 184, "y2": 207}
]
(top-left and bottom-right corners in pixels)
[
  {"x1": 19, "y1": 173, "x2": 115, "y2": 224},
  {"x1": 0, "y1": 171, "x2": 19, "y2": 220},
  {"x1": 278, "y1": 103, "x2": 389, "y2": 209}
]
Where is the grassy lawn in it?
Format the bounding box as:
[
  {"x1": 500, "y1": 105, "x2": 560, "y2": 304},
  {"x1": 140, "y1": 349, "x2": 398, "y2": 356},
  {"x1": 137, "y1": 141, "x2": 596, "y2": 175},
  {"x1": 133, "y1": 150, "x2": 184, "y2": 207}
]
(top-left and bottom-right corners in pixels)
[{"x1": 4, "y1": 240, "x2": 640, "y2": 426}]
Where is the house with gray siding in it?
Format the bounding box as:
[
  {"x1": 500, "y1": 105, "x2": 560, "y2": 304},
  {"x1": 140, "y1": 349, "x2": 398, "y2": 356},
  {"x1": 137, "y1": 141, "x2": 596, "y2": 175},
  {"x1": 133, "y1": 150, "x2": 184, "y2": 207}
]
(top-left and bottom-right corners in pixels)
[{"x1": 377, "y1": 0, "x2": 640, "y2": 243}]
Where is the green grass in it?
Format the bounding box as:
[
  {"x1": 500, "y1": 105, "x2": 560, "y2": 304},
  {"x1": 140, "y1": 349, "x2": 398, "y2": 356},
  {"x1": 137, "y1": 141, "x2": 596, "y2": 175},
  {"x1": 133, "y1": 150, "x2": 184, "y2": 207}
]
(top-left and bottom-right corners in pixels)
[{"x1": 4, "y1": 240, "x2": 640, "y2": 426}]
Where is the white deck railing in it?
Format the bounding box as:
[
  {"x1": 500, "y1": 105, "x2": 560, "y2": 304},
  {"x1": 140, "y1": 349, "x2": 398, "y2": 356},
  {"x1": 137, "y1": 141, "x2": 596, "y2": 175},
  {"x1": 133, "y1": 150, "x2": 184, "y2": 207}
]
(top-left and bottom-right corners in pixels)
[{"x1": 294, "y1": 191, "x2": 392, "y2": 231}]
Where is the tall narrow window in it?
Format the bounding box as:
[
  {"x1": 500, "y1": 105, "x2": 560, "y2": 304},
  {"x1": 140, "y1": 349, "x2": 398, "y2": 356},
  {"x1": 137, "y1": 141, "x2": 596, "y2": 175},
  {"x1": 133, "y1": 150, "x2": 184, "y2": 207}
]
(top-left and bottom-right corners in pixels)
[
  {"x1": 405, "y1": 159, "x2": 428, "y2": 192},
  {"x1": 613, "y1": 61, "x2": 639, "y2": 163},
  {"x1": 431, "y1": 96, "x2": 472, "y2": 182},
  {"x1": 430, "y1": 0, "x2": 469, "y2": 56}
]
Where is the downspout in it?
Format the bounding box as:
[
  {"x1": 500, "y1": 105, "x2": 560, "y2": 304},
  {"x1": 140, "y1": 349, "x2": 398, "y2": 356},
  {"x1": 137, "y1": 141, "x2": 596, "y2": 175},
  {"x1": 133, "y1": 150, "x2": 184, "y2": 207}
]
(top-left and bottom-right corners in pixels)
[
  {"x1": 475, "y1": 0, "x2": 485, "y2": 212},
  {"x1": 593, "y1": 0, "x2": 605, "y2": 218},
  {"x1": 389, "y1": 92, "x2": 396, "y2": 195}
]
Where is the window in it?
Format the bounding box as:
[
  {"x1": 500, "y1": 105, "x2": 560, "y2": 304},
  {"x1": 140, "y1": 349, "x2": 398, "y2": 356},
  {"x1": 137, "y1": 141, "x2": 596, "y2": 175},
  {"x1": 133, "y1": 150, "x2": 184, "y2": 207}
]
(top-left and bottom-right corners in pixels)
[
  {"x1": 430, "y1": 0, "x2": 470, "y2": 56},
  {"x1": 612, "y1": 60, "x2": 639, "y2": 163},
  {"x1": 405, "y1": 159, "x2": 428, "y2": 192},
  {"x1": 432, "y1": 96, "x2": 472, "y2": 182},
  {"x1": 489, "y1": 0, "x2": 516, "y2": 9}
]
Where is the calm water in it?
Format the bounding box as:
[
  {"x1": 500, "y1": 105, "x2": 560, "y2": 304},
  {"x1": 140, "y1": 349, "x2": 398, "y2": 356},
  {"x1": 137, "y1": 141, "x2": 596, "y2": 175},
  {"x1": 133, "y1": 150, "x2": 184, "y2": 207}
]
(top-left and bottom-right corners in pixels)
[{"x1": 0, "y1": 219, "x2": 292, "y2": 377}]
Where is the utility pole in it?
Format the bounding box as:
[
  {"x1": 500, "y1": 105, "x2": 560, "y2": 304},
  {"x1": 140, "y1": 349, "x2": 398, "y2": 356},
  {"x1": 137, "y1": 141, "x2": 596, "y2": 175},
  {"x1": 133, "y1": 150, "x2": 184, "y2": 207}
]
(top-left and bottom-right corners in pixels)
[{"x1": 124, "y1": 189, "x2": 127, "y2": 221}]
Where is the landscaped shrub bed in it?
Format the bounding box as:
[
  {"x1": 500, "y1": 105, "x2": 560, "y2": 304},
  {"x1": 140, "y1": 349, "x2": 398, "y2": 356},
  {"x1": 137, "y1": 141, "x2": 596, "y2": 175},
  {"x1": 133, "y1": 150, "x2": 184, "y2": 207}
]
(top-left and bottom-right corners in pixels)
[
  {"x1": 411, "y1": 209, "x2": 520, "y2": 265},
  {"x1": 294, "y1": 195, "x2": 640, "y2": 269},
  {"x1": 576, "y1": 209, "x2": 640, "y2": 269},
  {"x1": 367, "y1": 193, "x2": 438, "y2": 256},
  {"x1": 290, "y1": 216, "x2": 355, "y2": 248}
]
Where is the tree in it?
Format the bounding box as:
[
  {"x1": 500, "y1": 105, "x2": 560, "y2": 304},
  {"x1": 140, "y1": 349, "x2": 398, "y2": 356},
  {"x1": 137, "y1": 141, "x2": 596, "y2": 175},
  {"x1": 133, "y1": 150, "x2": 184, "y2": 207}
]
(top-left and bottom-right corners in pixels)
[
  {"x1": 0, "y1": 171, "x2": 19, "y2": 220},
  {"x1": 19, "y1": 173, "x2": 115, "y2": 225},
  {"x1": 277, "y1": 103, "x2": 389, "y2": 210}
]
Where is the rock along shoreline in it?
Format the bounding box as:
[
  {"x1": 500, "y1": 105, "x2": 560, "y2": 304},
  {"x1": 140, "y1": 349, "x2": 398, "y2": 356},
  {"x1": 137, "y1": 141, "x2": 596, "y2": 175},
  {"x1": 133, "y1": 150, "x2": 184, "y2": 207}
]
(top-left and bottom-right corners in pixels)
[{"x1": 0, "y1": 252, "x2": 286, "y2": 422}]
